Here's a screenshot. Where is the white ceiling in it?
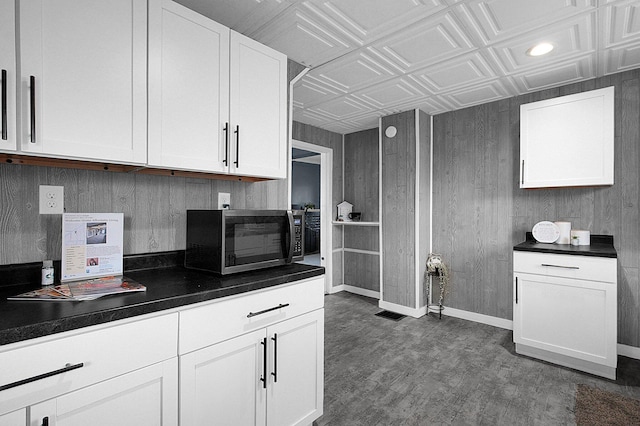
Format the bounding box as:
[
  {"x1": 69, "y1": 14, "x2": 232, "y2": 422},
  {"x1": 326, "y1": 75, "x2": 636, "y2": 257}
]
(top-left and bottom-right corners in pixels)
[{"x1": 176, "y1": 0, "x2": 640, "y2": 134}]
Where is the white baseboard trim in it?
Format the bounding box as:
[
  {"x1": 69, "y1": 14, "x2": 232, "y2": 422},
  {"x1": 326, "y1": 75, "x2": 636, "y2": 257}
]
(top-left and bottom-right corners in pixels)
[
  {"x1": 343, "y1": 285, "x2": 380, "y2": 299},
  {"x1": 618, "y1": 343, "x2": 640, "y2": 360},
  {"x1": 441, "y1": 307, "x2": 513, "y2": 330},
  {"x1": 329, "y1": 284, "x2": 380, "y2": 300},
  {"x1": 378, "y1": 300, "x2": 427, "y2": 319}
]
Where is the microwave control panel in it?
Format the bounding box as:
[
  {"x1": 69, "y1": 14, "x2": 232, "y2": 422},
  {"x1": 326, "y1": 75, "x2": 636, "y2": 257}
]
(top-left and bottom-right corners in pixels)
[{"x1": 293, "y1": 215, "x2": 304, "y2": 258}]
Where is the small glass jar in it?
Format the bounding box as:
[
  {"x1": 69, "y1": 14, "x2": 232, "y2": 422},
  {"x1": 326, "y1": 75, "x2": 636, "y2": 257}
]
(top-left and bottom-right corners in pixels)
[
  {"x1": 571, "y1": 237, "x2": 580, "y2": 246},
  {"x1": 42, "y1": 260, "x2": 54, "y2": 285}
]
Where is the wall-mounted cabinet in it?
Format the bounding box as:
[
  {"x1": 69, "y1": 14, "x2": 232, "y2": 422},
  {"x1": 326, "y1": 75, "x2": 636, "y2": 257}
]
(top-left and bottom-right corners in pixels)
[
  {"x1": 519, "y1": 86, "x2": 614, "y2": 188},
  {"x1": 1, "y1": 0, "x2": 287, "y2": 180},
  {"x1": 17, "y1": 0, "x2": 148, "y2": 164},
  {"x1": 0, "y1": 0, "x2": 16, "y2": 152},
  {"x1": 148, "y1": 0, "x2": 229, "y2": 174},
  {"x1": 148, "y1": 0, "x2": 287, "y2": 179}
]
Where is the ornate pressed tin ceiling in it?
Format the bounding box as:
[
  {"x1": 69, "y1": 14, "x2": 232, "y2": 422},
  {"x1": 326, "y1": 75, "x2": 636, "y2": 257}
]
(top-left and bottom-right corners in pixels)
[{"x1": 176, "y1": 0, "x2": 640, "y2": 134}]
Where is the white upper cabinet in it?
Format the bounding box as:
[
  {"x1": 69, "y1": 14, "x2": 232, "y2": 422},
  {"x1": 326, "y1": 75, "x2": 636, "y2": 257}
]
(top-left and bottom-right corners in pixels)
[
  {"x1": 18, "y1": 0, "x2": 147, "y2": 164},
  {"x1": 148, "y1": 0, "x2": 230, "y2": 173},
  {"x1": 148, "y1": 1, "x2": 288, "y2": 179},
  {"x1": 0, "y1": 0, "x2": 17, "y2": 152},
  {"x1": 229, "y1": 31, "x2": 288, "y2": 179},
  {"x1": 519, "y1": 86, "x2": 614, "y2": 188}
]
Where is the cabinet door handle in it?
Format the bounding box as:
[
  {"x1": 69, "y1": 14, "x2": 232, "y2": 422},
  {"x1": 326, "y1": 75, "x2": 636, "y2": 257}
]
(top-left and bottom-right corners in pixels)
[
  {"x1": 260, "y1": 337, "x2": 267, "y2": 389},
  {"x1": 247, "y1": 303, "x2": 289, "y2": 318},
  {"x1": 271, "y1": 333, "x2": 278, "y2": 383},
  {"x1": 30, "y1": 75, "x2": 36, "y2": 143},
  {"x1": 223, "y1": 122, "x2": 229, "y2": 166},
  {"x1": 1, "y1": 69, "x2": 6, "y2": 140},
  {"x1": 233, "y1": 125, "x2": 239, "y2": 167},
  {"x1": 541, "y1": 264, "x2": 579, "y2": 270},
  {"x1": 515, "y1": 277, "x2": 518, "y2": 304},
  {"x1": 0, "y1": 362, "x2": 84, "y2": 392},
  {"x1": 521, "y1": 160, "x2": 524, "y2": 184},
  {"x1": 42, "y1": 417, "x2": 49, "y2": 426}
]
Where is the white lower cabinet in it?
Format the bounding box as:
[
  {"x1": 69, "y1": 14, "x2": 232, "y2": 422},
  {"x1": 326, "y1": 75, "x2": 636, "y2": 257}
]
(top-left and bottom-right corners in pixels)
[
  {"x1": 0, "y1": 408, "x2": 26, "y2": 426},
  {"x1": 179, "y1": 277, "x2": 325, "y2": 426},
  {"x1": 513, "y1": 251, "x2": 617, "y2": 379},
  {"x1": 0, "y1": 276, "x2": 324, "y2": 425},
  {"x1": 30, "y1": 358, "x2": 178, "y2": 426},
  {"x1": 0, "y1": 313, "x2": 179, "y2": 425}
]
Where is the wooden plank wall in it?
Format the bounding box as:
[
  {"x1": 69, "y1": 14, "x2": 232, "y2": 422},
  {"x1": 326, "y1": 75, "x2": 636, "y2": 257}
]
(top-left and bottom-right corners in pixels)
[
  {"x1": 292, "y1": 120, "x2": 344, "y2": 288},
  {"x1": 0, "y1": 165, "x2": 286, "y2": 263},
  {"x1": 342, "y1": 128, "x2": 380, "y2": 292},
  {"x1": 432, "y1": 69, "x2": 640, "y2": 347},
  {"x1": 344, "y1": 128, "x2": 379, "y2": 221},
  {"x1": 381, "y1": 110, "x2": 416, "y2": 307},
  {"x1": 417, "y1": 110, "x2": 431, "y2": 307}
]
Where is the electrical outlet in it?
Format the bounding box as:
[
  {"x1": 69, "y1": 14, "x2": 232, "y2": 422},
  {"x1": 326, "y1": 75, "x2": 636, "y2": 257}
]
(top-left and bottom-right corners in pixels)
[
  {"x1": 218, "y1": 192, "x2": 231, "y2": 209},
  {"x1": 39, "y1": 185, "x2": 64, "y2": 214}
]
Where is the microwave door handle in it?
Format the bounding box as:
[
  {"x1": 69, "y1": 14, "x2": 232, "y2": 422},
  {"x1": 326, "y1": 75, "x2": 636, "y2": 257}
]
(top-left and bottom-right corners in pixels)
[{"x1": 286, "y1": 211, "x2": 294, "y2": 263}]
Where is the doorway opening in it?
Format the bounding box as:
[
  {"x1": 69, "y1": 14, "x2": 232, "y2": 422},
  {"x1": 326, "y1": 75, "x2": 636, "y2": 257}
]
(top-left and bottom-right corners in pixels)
[{"x1": 290, "y1": 140, "x2": 333, "y2": 294}]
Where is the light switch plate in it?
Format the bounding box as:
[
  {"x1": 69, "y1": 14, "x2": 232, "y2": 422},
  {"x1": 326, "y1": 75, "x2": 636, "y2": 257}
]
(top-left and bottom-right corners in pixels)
[
  {"x1": 39, "y1": 185, "x2": 64, "y2": 214},
  {"x1": 218, "y1": 192, "x2": 231, "y2": 209}
]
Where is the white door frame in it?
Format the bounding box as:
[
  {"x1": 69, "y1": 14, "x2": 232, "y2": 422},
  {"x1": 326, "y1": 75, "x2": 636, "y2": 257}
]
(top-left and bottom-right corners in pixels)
[{"x1": 289, "y1": 140, "x2": 333, "y2": 294}]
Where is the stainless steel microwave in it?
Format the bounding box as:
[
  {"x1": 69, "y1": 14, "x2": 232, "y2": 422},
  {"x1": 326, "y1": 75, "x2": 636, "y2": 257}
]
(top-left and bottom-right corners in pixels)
[{"x1": 185, "y1": 209, "x2": 304, "y2": 275}]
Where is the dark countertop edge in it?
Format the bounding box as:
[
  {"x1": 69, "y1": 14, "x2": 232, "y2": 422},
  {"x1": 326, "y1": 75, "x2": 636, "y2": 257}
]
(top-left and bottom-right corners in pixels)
[
  {"x1": 0, "y1": 265, "x2": 324, "y2": 347},
  {"x1": 513, "y1": 233, "x2": 617, "y2": 258}
]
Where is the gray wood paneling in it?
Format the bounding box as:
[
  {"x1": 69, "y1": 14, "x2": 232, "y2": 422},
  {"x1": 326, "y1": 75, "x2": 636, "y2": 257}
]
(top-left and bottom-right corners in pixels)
[
  {"x1": 381, "y1": 110, "x2": 416, "y2": 307},
  {"x1": 344, "y1": 128, "x2": 379, "y2": 222},
  {"x1": 417, "y1": 110, "x2": 431, "y2": 307},
  {"x1": 292, "y1": 120, "x2": 344, "y2": 290},
  {"x1": 432, "y1": 69, "x2": 640, "y2": 347},
  {"x1": 344, "y1": 226, "x2": 379, "y2": 252},
  {"x1": 0, "y1": 165, "x2": 284, "y2": 263},
  {"x1": 343, "y1": 251, "x2": 379, "y2": 292},
  {"x1": 333, "y1": 250, "x2": 343, "y2": 287},
  {"x1": 292, "y1": 121, "x2": 343, "y2": 217}
]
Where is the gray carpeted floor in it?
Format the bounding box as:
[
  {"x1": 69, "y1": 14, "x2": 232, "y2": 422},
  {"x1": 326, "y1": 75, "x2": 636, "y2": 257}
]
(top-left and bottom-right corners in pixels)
[{"x1": 314, "y1": 292, "x2": 640, "y2": 426}]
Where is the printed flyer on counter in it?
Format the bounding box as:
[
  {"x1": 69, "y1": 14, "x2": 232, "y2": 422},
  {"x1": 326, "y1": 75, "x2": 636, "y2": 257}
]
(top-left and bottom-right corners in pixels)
[
  {"x1": 7, "y1": 276, "x2": 146, "y2": 301},
  {"x1": 62, "y1": 213, "x2": 124, "y2": 282}
]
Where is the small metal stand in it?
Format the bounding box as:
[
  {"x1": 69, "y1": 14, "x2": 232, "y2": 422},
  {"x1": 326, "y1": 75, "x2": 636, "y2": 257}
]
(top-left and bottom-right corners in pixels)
[{"x1": 427, "y1": 272, "x2": 445, "y2": 319}]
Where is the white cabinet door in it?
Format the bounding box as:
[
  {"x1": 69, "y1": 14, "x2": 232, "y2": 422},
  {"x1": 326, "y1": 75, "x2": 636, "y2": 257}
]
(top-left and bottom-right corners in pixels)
[
  {"x1": 0, "y1": 409, "x2": 26, "y2": 426},
  {"x1": 513, "y1": 273, "x2": 617, "y2": 367},
  {"x1": 229, "y1": 31, "x2": 287, "y2": 179},
  {"x1": 18, "y1": 0, "x2": 147, "y2": 164},
  {"x1": 30, "y1": 358, "x2": 178, "y2": 426},
  {"x1": 267, "y1": 309, "x2": 324, "y2": 426},
  {"x1": 148, "y1": 0, "x2": 230, "y2": 173},
  {"x1": 0, "y1": 0, "x2": 16, "y2": 151},
  {"x1": 519, "y1": 86, "x2": 614, "y2": 188},
  {"x1": 180, "y1": 329, "x2": 267, "y2": 426}
]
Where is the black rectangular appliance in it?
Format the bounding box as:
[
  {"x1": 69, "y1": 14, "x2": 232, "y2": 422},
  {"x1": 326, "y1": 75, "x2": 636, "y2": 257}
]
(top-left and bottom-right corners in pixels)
[{"x1": 185, "y1": 209, "x2": 304, "y2": 275}]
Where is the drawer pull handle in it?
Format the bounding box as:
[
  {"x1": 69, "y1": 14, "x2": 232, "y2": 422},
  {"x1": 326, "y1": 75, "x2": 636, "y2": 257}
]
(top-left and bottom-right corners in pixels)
[
  {"x1": 0, "y1": 362, "x2": 84, "y2": 392},
  {"x1": 541, "y1": 264, "x2": 579, "y2": 270},
  {"x1": 247, "y1": 303, "x2": 290, "y2": 318}
]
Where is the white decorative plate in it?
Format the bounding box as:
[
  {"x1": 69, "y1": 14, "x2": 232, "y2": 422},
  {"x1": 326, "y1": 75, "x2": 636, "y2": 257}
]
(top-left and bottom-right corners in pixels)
[{"x1": 532, "y1": 221, "x2": 560, "y2": 243}]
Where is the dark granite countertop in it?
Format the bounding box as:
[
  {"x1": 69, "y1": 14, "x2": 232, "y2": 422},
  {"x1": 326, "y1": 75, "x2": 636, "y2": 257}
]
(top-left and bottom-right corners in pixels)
[
  {"x1": 0, "y1": 252, "x2": 324, "y2": 347},
  {"x1": 513, "y1": 232, "x2": 617, "y2": 258}
]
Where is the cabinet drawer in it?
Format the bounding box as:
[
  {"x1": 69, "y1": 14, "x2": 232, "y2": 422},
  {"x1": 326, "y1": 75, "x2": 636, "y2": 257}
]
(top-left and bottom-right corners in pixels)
[
  {"x1": 0, "y1": 313, "x2": 178, "y2": 415},
  {"x1": 179, "y1": 276, "x2": 324, "y2": 354},
  {"x1": 513, "y1": 251, "x2": 616, "y2": 283}
]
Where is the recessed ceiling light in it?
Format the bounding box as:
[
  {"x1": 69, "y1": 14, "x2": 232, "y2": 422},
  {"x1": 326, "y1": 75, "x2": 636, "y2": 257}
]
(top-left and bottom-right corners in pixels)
[{"x1": 527, "y1": 42, "x2": 554, "y2": 57}]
